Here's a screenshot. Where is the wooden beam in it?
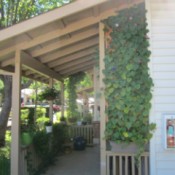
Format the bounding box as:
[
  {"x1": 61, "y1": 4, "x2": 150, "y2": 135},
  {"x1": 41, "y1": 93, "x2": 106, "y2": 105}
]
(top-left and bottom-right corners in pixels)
[
  {"x1": 0, "y1": 0, "x2": 108, "y2": 42},
  {"x1": 99, "y1": 22, "x2": 106, "y2": 175},
  {"x1": 59, "y1": 60, "x2": 96, "y2": 74},
  {"x1": 24, "y1": 74, "x2": 46, "y2": 83},
  {"x1": 25, "y1": 70, "x2": 33, "y2": 76},
  {"x1": 21, "y1": 51, "x2": 63, "y2": 81},
  {"x1": 0, "y1": 69, "x2": 14, "y2": 76},
  {"x1": 1, "y1": 58, "x2": 14, "y2": 67},
  {"x1": 92, "y1": 6, "x2": 100, "y2": 17},
  {"x1": 0, "y1": 48, "x2": 15, "y2": 62},
  {"x1": 0, "y1": 47, "x2": 96, "y2": 72},
  {"x1": 33, "y1": 74, "x2": 43, "y2": 79},
  {"x1": 63, "y1": 65, "x2": 93, "y2": 77},
  {"x1": 48, "y1": 47, "x2": 96, "y2": 68},
  {"x1": 40, "y1": 37, "x2": 98, "y2": 63},
  {"x1": 55, "y1": 57, "x2": 95, "y2": 71},
  {"x1": 31, "y1": 28, "x2": 98, "y2": 57}
]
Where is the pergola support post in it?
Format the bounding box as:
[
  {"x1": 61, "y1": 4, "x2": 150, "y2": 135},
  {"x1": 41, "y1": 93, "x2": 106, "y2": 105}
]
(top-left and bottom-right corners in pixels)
[
  {"x1": 61, "y1": 82, "x2": 65, "y2": 117},
  {"x1": 99, "y1": 22, "x2": 106, "y2": 175},
  {"x1": 49, "y1": 78, "x2": 53, "y2": 122},
  {"x1": 11, "y1": 49, "x2": 21, "y2": 175}
]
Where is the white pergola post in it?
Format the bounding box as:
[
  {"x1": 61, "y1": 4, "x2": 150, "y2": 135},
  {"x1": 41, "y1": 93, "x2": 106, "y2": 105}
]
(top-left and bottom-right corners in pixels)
[
  {"x1": 99, "y1": 22, "x2": 106, "y2": 175},
  {"x1": 11, "y1": 49, "x2": 21, "y2": 175},
  {"x1": 61, "y1": 82, "x2": 65, "y2": 117},
  {"x1": 49, "y1": 78, "x2": 53, "y2": 122},
  {"x1": 93, "y1": 66, "x2": 100, "y2": 121}
]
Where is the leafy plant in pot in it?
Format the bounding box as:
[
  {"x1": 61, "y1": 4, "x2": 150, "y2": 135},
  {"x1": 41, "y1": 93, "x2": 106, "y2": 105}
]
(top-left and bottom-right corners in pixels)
[
  {"x1": 103, "y1": 4, "x2": 156, "y2": 163},
  {"x1": 20, "y1": 109, "x2": 34, "y2": 146},
  {"x1": 39, "y1": 87, "x2": 60, "y2": 101},
  {"x1": 45, "y1": 120, "x2": 53, "y2": 133},
  {"x1": 21, "y1": 124, "x2": 34, "y2": 146}
]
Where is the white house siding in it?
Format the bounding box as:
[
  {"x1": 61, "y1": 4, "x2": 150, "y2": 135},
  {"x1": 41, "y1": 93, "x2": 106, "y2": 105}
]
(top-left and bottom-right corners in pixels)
[{"x1": 146, "y1": 0, "x2": 175, "y2": 175}]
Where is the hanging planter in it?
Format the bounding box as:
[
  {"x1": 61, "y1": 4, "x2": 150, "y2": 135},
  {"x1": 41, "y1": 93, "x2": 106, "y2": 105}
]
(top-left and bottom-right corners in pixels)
[
  {"x1": 39, "y1": 87, "x2": 60, "y2": 101},
  {"x1": 21, "y1": 132, "x2": 33, "y2": 146},
  {"x1": 20, "y1": 124, "x2": 34, "y2": 146}
]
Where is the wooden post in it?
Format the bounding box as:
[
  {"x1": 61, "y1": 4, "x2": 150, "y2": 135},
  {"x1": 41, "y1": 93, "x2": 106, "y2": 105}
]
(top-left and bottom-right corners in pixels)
[
  {"x1": 11, "y1": 49, "x2": 21, "y2": 175},
  {"x1": 49, "y1": 78, "x2": 53, "y2": 122},
  {"x1": 61, "y1": 82, "x2": 65, "y2": 117},
  {"x1": 99, "y1": 22, "x2": 106, "y2": 175}
]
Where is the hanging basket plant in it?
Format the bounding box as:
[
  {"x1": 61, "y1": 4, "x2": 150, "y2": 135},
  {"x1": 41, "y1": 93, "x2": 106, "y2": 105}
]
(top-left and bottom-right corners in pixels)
[
  {"x1": 39, "y1": 87, "x2": 60, "y2": 101},
  {"x1": 103, "y1": 3, "x2": 156, "y2": 160}
]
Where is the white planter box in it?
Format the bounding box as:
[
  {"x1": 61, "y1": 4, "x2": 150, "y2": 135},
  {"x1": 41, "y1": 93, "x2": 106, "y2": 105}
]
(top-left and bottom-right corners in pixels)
[
  {"x1": 77, "y1": 121, "x2": 82, "y2": 126},
  {"x1": 109, "y1": 141, "x2": 139, "y2": 153},
  {"x1": 109, "y1": 141, "x2": 149, "y2": 153},
  {"x1": 46, "y1": 126, "x2": 53, "y2": 133}
]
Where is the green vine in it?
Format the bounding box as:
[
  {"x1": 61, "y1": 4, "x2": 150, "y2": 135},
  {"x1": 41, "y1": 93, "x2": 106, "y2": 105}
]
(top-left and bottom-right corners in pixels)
[
  {"x1": 103, "y1": 4, "x2": 155, "y2": 159},
  {"x1": 67, "y1": 72, "x2": 85, "y2": 122}
]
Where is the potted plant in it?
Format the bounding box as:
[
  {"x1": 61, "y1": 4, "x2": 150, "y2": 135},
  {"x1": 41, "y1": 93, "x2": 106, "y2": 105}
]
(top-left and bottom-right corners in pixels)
[
  {"x1": 39, "y1": 87, "x2": 60, "y2": 101},
  {"x1": 20, "y1": 109, "x2": 33, "y2": 146},
  {"x1": 103, "y1": 4, "x2": 156, "y2": 159},
  {"x1": 45, "y1": 120, "x2": 53, "y2": 133},
  {"x1": 21, "y1": 124, "x2": 33, "y2": 146},
  {"x1": 60, "y1": 116, "x2": 67, "y2": 124}
]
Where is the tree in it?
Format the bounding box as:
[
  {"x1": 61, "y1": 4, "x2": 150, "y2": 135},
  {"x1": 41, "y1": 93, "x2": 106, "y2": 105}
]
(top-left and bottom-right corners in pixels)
[{"x1": 0, "y1": 0, "x2": 72, "y2": 147}]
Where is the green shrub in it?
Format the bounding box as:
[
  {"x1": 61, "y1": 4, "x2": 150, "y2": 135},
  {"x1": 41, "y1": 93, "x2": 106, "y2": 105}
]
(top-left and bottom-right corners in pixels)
[
  {"x1": 21, "y1": 109, "x2": 29, "y2": 125},
  {"x1": 36, "y1": 117, "x2": 50, "y2": 130},
  {"x1": 0, "y1": 156, "x2": 10, "y2": 175},
  {"x1": 21, "y1": 107, "x2": 35, "y2": 124},
  {"x1": 83, "y1": 113, "x2": 92, "y2": 124},
  {"x1": 52, "y1": 124, "x2": 68, "y2": 154},
  {"x1": 0, "y1": 131, "x2": 11, "y2": 175},
  {"x1": 36, "y1": 107, "x2": 46, "y2": 119},
  {"x1": 32, "y1": 123, "x2": 67, "y2": 173}
]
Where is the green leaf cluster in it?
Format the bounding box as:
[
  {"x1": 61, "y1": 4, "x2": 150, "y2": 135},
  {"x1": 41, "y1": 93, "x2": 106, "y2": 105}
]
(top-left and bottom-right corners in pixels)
[
  {"x1": 66, "y1": 72, "x2": 85, "y2": 122},
  {"x1": 28, "y1": 123, "x2": 68, "y2": 174},
  {"x1": 0, "y1": 0, "x2": 74, "y2": 28},
  {"x1": 38, "y1": 87, "x2": 60, "y2": 101},
  {"x1": 103, "y1": 4, "x2": 155, "y2": 151}
]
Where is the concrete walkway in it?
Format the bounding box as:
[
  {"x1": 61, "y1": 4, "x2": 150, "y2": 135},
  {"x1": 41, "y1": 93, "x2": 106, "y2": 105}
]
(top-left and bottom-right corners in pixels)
[{"x1": 46, "y1": 145, "x2": 100, "y2": 175}]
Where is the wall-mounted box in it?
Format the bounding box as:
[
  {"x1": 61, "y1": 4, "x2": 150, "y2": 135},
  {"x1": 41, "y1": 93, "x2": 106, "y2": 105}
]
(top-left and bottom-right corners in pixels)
[{"x1": 164, "y1": 113, "x2": 175, "y2": 150}]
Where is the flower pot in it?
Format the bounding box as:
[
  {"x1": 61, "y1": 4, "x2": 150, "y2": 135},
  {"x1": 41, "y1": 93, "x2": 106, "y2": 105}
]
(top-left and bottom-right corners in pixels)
[
  {"x1": 109, "y1": 141, "x2": 139, "y2": 153},
  {"x1": 21, "y1": 132, "x2": 33, "y2": 146},
  {"x1": 46, "y1": 126, "x2": 53, "y2": 133},
  {"x1": 77, "y1": 121, "x2": 82, "y2": 126}
]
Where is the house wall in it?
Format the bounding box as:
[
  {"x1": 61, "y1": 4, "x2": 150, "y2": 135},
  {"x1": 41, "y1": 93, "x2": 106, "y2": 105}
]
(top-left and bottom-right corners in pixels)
[{"x1": 146, "y1": 0, "x2": 175, "y2": 175}]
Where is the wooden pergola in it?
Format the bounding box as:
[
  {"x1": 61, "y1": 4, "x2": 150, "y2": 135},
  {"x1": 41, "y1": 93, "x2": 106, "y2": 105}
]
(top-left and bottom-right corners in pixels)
[{"x1": 0, "y1": 0, "x2": 143, "y2": 174}]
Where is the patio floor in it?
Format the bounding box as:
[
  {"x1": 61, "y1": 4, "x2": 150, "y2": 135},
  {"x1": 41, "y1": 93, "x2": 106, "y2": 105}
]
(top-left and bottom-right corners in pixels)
[{"x1": 46, "y1": 144, "x2": 100, "y2": 175}]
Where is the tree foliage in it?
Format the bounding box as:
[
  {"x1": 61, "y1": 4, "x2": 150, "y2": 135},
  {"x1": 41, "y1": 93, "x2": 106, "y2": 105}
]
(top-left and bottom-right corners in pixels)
[{"x1": 0, "y1": 0, "x2": 73, "y2": 28}]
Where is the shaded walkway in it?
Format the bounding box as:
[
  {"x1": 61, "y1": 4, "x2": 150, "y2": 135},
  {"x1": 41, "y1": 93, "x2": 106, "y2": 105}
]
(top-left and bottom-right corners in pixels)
[{"x1": 46, "y1": 145, "x2": 100, "y2": 175}]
